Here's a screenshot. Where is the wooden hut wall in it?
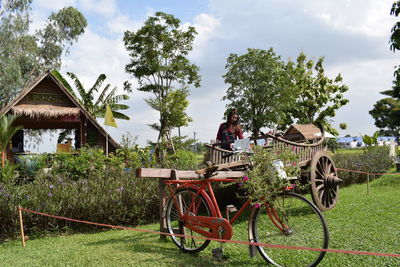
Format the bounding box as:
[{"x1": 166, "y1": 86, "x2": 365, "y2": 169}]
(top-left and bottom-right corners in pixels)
[
  {"x1": 86, "y1": 121, "x2": 116, "y2": 153},
  {"x1": 17, "y1": 77, "x2": 75, "y2": 107}
]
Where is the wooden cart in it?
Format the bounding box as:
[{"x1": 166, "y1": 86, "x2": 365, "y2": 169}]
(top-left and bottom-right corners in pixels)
[{"x1": 204, "y1": 124, "x2": 341, "y2": 211}]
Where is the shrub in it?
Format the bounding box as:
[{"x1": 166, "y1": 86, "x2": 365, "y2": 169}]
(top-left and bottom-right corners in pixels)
[
  {"x1": 0, "y1": 145, "x2": 208, "y2": 241},
  {"x1": 326, "y1": 138, "x2": 338, "y2": 152},
  {"x1": 0, "y1": 147, "x2": 159, "y2": 241},
  {"x1": 332, "y1": 146, "x2": 393, "y2": 186},
  {"x1": 164, "y1": 149, "x2": 200, "y2": 170},
  {"x1": 241, "y1": 147, "x2": 300, "y2": 205}
]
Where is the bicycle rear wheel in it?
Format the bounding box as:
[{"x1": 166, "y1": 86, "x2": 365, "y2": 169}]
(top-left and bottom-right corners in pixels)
[
  {"x1": 165, "y1": 188, "x2": 213, "y2": 253},
  {"x1": 250, "y1": 192, "x2": 329, "y2": 267}
]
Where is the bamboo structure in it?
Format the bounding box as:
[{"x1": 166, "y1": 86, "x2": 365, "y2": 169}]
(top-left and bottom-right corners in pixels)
[{"x1": 18, "y1": 206, "x2": 26, "y2": 247}]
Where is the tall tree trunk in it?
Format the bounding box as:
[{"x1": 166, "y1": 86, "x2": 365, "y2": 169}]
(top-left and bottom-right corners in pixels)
[{"x1": 167, "y1": 130, "x2": 175, "y2": 154}]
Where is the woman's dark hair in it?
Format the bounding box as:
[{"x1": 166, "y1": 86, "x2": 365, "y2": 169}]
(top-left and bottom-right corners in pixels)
[
  {"x1": 225, "y1": 108, "x2": 241, "y2": 131},
  {"x1": 226, "y1": 108, "x2": 238, "y2": 123}
]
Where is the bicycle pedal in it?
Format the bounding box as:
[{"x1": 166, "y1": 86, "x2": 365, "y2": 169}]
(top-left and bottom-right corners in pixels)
[{"x1": 212, "y1": 248, "x2": 224, "y2": 259}]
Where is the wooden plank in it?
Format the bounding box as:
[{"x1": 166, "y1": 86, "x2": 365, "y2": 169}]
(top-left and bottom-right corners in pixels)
[{"x1": 137, "y1": 168, "x2": 246, "y2": 179}]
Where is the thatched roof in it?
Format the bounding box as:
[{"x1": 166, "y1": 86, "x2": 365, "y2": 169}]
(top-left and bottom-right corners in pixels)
[
  {"x1": 283, "y1": 124, "x2": 321, "y2": 141},
  {"x1": 0, "y1": 71, "x2": 120, "y2": 150},
  {"x1": 12, "y1": 104, "x2": 80, "y2": 119}
]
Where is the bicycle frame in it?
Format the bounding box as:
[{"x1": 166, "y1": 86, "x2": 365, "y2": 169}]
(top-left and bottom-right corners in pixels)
[{"x1": 164, "y1": 177, "x2": 289, "y2": 240}]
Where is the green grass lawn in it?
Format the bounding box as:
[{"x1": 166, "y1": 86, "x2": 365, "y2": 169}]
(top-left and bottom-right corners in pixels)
[
  {"x1": 1, "y1": 174, "x2": 399, "y2": 266},
  {"x1": 334, "y1": 148, "x2": 365, "y2": 155}
]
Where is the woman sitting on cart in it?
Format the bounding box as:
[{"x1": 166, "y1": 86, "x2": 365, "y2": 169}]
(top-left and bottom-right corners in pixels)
[{"x1": 216, "y1": 108, "x2": 244, "y2": 150}]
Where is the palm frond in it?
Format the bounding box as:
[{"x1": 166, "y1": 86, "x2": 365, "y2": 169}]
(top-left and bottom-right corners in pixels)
[
  {"x1": 0, "y1": 115, "x2": 23, "y2": 151},
  {"x1": 88, "y1": 74, "x2": 107, "y2": 96},
  {"x1": 148, "y1": 123, "x2": 161, "y2": 131},
  {"x1": 67, "y1": 72, "x2": 87, "y2": 101},
  {"x1": 103, "y1": 87, "x2": 117, "y2": 103},
  {"x1": 51, "y1": 70, "x2": 79, "y2": 100},
  {"x1": 109, "y1": 94, "x2": 130, "y2": 103},
  {"x1": 94, "y1": 84, "x2": 111, "y2": 107},
  {"x1": 111, "y1": 111, "x2": 130, "y2": 120},
  {"x1": 109, "y1": 103, "x2": 129, "y2": 110}
]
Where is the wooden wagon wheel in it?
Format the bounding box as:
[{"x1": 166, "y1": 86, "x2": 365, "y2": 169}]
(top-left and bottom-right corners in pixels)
[{"x1": 310, "y1": 151, "x2": 341, "y2": 211}]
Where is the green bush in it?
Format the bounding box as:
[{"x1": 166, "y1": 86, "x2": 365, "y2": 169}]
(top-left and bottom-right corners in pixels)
[
  {"x1": 0, "y1": 147, "x2": 159, "y2": 241},
  {"x1": 0, "y1": 146, "x2": 206, "y2": 241},
  {"x1": 164, "y1": 149, "x2": 200, "y2": 170},
  {"x1": 332, "y1": 146, "x2": 393, "y2": 186}
]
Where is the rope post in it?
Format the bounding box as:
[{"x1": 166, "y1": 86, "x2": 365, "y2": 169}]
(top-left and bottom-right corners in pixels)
[
  {"x1": 367, "y1": 172, "x2": 370, "y2": 196},
  {"x1": 158, "y1": 178, "x2": 167, "y2": 239},
  {"x1": 18, "y1": 206, "x2": 26, "y2": 247}
]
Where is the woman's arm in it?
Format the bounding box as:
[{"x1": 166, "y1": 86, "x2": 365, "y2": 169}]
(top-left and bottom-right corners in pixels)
[
  {"x1": 236, "y1": 126, "x2": 244, "y2": 139},
  {"x1": 216, "y1": 123, "x2": 225, "y2": 141}
]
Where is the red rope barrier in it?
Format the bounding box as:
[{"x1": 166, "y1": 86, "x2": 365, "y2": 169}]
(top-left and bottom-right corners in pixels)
[{"x1": 19, "y1": 207, "x2": 400, "y2": 258}]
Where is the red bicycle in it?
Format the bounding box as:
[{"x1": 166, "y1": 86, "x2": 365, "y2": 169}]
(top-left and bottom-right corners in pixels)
[{"x1": 163, "y1": 163, "x2": 329, "y2": 267}]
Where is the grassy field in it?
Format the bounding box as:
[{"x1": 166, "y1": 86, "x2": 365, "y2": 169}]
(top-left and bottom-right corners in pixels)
[
  {"x1": 334, "y1": 148, "x2": 365, "y2": 155},
  {"x1": 0, "y1": 174, "x2": 399, "y2": 266}
]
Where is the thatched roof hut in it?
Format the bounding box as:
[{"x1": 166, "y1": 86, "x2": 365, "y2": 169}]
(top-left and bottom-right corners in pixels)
[
  {"x1": 0, "y1": 71, "x2": 119, "y2": 153},
  {"x1": 283, "y1": 124, "x2": 321, "y2": 142}
]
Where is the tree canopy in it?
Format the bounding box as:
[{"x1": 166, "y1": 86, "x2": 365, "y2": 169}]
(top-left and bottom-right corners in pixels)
[
  {"x1": 0, "y1": 0, "x2": 87, "y2": 106},
  {"x1": 124, "y1": 12, "x2": 200, "y2": 158},
  {"x1": 369, "y1": 67, "x2": 400, "y2": 138},
  {"x1": 222, "y1": 49, "x2": 349, "y2": 137},
  {"x1": 223, "y1": 48, "x2": 293, "y2": 138},
  {"x1": 370, "y1": 1, "x2": 400, "y2": 137},
  {"x1": 390, "y1": 1, "x2": 400, "y2": 52},
  {"x1": 284, "y1": 52, "x2": 349, "y2": 135}
]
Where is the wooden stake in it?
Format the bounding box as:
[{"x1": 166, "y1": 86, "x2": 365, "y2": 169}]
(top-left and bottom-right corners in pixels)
[
  {"x1": 158, "y1": 178, "x2": 167, "y2": 239},
  {"x1": 18, "y1": 206, "x2": 26, "y2": 247},
  {"x1": 367, "y1": 172, "x2": 370, "y2": 196}
]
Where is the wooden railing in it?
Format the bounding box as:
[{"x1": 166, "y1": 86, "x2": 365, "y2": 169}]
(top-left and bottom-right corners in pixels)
[
  {"x1": 205, "y1": 137, "x2": 326, "y2": 167},
  {"x1": 204, "y1": 144, "x2": 243, "y2": 164}
]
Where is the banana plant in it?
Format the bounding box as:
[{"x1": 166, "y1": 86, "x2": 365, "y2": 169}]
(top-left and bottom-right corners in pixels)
[{"x1": 0, "y1": 114, "x2": 23, "y2": 167}]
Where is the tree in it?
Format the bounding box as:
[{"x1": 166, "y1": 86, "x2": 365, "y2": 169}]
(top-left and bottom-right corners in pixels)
[
  {"x1": 339, "y1": 123, "x2": 347, "y2": 130},
  {"x1": 145, "y1": 88, "x2": 192, "y2": 153},
  {"x1": 284, "y1": 52, "x2": 349, "y2": 135},
  {"x1": 390, "y1": 1, "x2": 400, "y2": 52},
  {"x1": 0, "y1": 0, "x2": 87, "y2": 106},
  {"x1": 362, "y1": 132, "x2": 379, "y2": 149},
  {"x1": 124, "y1": 12, "x2": 200, "y2": 159},
  {"x1": 369, "y1": 71, "x2": 400, "y2": 139},
  {"x1": 0, "y1": 115, "x2": 23, "y2": 167},
  {"x1": 52, "y1": 71, "x2": 131, "y2": 120},
  {"x1": 52, "y1": 71, "x2": 131, "y2": 143},
  {"x1": 223, "y1": 48, "x2": 293, "y2": 138},
  {"x1": 370, "y1": 2, "x2": 400, "y2": 137}
]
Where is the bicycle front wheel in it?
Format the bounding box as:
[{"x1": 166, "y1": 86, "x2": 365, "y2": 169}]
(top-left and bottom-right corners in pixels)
[
  {"x1": 250, "y1": 192, "x2": 329, "y2": 267},
  {"x1": 165, "y1": 188, "x2": 213, "y2": 253}
]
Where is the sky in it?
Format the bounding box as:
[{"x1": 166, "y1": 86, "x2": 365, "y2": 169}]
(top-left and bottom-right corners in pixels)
[{"x1": 28, "y1": 0, "x2": 400, "y2": 150}]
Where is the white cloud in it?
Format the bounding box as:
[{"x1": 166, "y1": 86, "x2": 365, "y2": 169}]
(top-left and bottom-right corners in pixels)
[
  {"x1": 61, "y1": 28, "x2": 132, "y2": 94},
  {"x1": 34, "y1": 0, "x2": 77, "y2": 11},
  {"x1": 305, "y1": 0, "x2": 395, "y2": 38},
  {"x1": 190, "y1": 13, "x2": 221, "y2": 59},
  {"x1": 79, "y1": 0, "x2": 117, "y2": 17},
  {"x1": 106, "y1": 15, "x2": 143, "y2": 35},
  {"x1": 329, "y1": 58, "x2": 397, "y2": 136}
]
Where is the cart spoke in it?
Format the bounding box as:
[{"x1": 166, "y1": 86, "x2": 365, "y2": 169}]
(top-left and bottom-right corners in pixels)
[
  {"x1": 316, "y1": 168, "x2": 324, "y2": 178},
  {"x1": 316, "y1": 184, "x2": 324, "y2": 193}
]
